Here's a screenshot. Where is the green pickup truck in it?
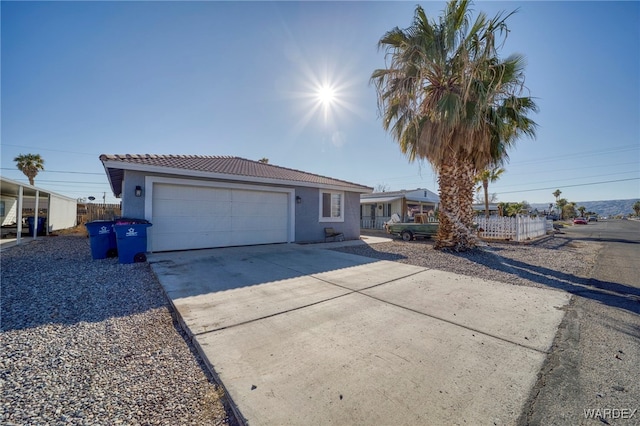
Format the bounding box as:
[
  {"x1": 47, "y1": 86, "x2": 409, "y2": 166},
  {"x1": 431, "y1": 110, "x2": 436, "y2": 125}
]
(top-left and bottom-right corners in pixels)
[{"x1": 384, "y1": 221, "x2": 439, "y2": 241}]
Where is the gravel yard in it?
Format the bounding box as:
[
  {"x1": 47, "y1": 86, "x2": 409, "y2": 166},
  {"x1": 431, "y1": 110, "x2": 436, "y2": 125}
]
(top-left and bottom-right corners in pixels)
[
  {"x1": 1, "y1": 235, "x2": 236, "y2": 426},
  {"x1": 1, "y1": 232, "x2": 600, "y2": 425},
  {"x1": 335, "y1": 232, "x2": 600, "y2": 292}
]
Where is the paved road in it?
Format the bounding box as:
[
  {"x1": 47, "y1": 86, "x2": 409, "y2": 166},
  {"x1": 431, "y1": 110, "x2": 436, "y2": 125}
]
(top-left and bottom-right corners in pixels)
[{"x1": 520, "y1": 220, "x2": 640, "y2": 425}]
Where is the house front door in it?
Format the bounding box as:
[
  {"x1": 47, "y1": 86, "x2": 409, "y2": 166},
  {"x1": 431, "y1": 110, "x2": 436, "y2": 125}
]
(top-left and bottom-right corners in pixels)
[{"x1": 370, "y1": 205, "x2": 376, "y2": 223}]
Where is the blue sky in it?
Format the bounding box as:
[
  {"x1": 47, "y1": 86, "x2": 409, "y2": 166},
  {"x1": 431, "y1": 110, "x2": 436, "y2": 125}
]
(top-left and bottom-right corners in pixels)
[{"x1": 2, "y1": 1, "x2": 639, "y2": 205}]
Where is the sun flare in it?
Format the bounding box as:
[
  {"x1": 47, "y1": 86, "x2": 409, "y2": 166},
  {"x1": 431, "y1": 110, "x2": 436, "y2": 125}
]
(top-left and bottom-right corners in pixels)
[
  {"x1": 287, "y1": 60, "x2": 366, "y2": 137},
  {"x1": 317, "y1": 85, "x2": 336, "y2": 106}
]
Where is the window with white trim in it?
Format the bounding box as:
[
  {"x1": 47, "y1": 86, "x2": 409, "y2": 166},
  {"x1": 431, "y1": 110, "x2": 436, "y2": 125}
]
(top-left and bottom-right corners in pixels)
[{"x1": 319, "y1": 191, "x2": 344, "y2": 222}]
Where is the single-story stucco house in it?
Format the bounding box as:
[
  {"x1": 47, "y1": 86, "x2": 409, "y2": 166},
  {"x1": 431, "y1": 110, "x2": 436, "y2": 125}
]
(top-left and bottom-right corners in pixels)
[
  {"x1": 100, "y1": 154, "x2": 373, "y2": 252},
  {"x1": 360, "y1": 188, "x2": 439, "y2": 229}
]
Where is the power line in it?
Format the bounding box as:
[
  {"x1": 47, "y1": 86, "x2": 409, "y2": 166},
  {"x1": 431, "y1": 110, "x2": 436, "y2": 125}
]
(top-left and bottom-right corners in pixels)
[
  {"x1": 506, "y1": 144, "x2": 638, "y2": 167},
  {"x1": 0, "y1": 167, "x2": 104, "y2": 175},
  {"x1": 366, "y1": 151, "x2": 639, "y2": 187},
  {"x1": 2, "y1": 144, "x2": 98, "y2": 156},
  {"x1": 494, "y1": 161, "x2": 639, "y2": 178},
  {"x1": 493, "y1": 170, "x2": 639, "y2": 188},
  {"x1": 495, "y1": 177, "x2": 640, "y2": 195}
]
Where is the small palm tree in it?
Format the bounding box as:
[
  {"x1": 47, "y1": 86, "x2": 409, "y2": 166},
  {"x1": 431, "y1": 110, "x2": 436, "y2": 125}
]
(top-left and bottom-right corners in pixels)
[
  {"x1": 14, "y1": 153, "x2": 45, "y2": 186},
  {"x1": 578, "y1": 206, "x2": 586, "y2": 217},
  {"x1": 475, "y1": 167, "x2": 504, "y2": 218},
  {"x1": 556, "y1": 198, "x2": 568, "y2": 220},
  {"x1": 564, "y1": 202, "x2": 577, "y2": 219},
  {"x1": 633, "y1": 200, "x2": 640, "y2": 216},
  {"x1": 552, "y1": 189, "x2": 561, "y2": 215}
]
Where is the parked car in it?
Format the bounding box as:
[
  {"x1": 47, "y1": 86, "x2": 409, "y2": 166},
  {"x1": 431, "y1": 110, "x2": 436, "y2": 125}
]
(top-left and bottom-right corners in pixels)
[
  {"x1": 588, "y1": 216, "x2": 598, "y2": 222},
  {"x1": 573, "y1": 217, "x2": 588, "y2": 225}
]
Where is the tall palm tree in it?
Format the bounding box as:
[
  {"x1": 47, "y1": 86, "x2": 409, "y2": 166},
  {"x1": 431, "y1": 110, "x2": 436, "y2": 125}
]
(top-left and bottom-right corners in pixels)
[
  {"x1": 475, "y1": 167, "x2": 504, "y2": 218},
  {"x1": 371, "y1": 1, "x2": 537, "y2": 251},
  {"x1": 14, "y1": 153, "x2": 45, "y2": 186}
]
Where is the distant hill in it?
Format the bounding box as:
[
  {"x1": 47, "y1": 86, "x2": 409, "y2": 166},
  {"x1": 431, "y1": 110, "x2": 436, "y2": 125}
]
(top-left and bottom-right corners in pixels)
[{"x1": 531, "y1": 199, "x2": 638, "y2": 217}]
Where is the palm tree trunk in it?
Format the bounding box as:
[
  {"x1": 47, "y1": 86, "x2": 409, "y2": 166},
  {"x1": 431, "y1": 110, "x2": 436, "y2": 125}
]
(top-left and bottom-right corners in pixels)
[
  {"x1": 483, "y1": 179, "x2": 489, "y2": 218},
  {"x1": 458, "y1": 160, "x2": 476, "y2": 230},
  {"x1": 434, "y1": 155, "x2": 476, "y2": 251},
  {"x1": 435, "y1": 157, "x2": 458, "y2": 250}
]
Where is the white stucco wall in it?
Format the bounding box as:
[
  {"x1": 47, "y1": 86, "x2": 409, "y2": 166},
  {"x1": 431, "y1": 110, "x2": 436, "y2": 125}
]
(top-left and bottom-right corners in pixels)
[{"x1": 48, "y1": 194, "x2": 77, "y2": 231}]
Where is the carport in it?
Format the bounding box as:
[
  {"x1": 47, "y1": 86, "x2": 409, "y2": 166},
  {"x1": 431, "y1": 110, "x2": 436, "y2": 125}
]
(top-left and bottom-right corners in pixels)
[{"x1": 0, "y1": 176, "x2": 77, "y2": 245}]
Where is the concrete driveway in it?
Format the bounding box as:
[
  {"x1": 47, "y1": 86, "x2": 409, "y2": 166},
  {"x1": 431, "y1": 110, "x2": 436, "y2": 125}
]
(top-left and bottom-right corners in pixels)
[{"x1": 148, "y1": 242, "x2": 570, "y2": 425}]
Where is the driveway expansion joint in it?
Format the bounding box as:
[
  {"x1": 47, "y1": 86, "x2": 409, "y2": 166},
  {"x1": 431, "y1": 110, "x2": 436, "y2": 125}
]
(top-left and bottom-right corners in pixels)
[
  {"x1": 193, "y1": 264, "x2": 552, "y2": 354},
  {"x1": 327, "y1": 268, "x2": 552, "y2": 355}
]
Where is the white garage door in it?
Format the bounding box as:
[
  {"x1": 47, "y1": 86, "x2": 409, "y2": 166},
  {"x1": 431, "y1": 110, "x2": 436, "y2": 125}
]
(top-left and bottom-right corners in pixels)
[{"x1": 150, "y1": 183, "x2": 290, "y2": 252}]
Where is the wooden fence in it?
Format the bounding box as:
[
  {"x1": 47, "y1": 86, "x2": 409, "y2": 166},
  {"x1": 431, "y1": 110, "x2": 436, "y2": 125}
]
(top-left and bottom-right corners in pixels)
[
  {"x1": 476, "y1": 216, "x2": 551, "y2": 242},
  {"x1": 77, "y1": 203, "x2": 121, "y2": 224}
]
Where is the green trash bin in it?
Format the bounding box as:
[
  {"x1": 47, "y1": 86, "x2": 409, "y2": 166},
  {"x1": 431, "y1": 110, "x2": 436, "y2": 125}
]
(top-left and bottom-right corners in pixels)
[{"x1": 113, "y1": 219, "x2": 152, "y2": 264}]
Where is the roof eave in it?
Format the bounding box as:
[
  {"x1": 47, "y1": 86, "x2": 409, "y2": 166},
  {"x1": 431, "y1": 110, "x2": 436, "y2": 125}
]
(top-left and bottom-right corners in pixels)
[{"x1": 99, "y1": 160, "x2": 373, "y2": 193}]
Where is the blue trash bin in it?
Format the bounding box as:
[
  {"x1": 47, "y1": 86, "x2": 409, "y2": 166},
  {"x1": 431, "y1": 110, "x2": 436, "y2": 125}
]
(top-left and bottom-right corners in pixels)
[
  {"x1": 85, "y1": 221, "x2": 118, "y2": 259},
  {"x1": 27, "y1": 217, "x2": 46, "y2": 236},
  {"x1": 113, "y1": 220, "x2": 152, "y2": 264}
]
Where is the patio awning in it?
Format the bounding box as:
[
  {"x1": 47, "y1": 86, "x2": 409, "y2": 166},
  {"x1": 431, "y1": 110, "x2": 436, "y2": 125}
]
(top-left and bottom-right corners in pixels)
[
  {"x1": 0, "y1": 176, "x2": 77, "y2": 246},
  {"x1": 406, "y1": 195, "x2": 439, "y2": 203},
  {"x1": 361, "y1": 195, "x2": 439, "y2": 204},
  {"x1": 359, "y1": 195, "x2": 402, "y2": 204}
]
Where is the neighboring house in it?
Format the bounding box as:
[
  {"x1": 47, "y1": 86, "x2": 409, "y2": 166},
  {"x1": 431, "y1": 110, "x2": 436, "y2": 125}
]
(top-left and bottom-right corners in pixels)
[
  {"x1": 100, "y1": 154, "x2": 373, "y2": 252},
  {"x1": 1, "y1": 176, "x2": 77, "y2": 241},
  {"x1": 472, "y1": 203, "x2": 500, "y2": 216},
  {"x1": 360, "y1": 188, "x2": 439, "y2": 229}
]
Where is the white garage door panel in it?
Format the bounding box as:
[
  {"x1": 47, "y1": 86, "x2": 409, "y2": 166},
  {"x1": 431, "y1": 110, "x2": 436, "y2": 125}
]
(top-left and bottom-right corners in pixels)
[
  {"x1": 153, "y1": 200, "x2": 232, "y2": 218},
  {"x1": 152, "y1": 216, "x2": 233, "y2": 233},
  {"x1": 231, "y1": 229, "x2": 288, "y2": 246},
  {"x1": 151, "y1": 183, "x2": 290, "y2": 251},
  {"x1": 155, "y1": 185, "x2": 232, "y2": 202}
]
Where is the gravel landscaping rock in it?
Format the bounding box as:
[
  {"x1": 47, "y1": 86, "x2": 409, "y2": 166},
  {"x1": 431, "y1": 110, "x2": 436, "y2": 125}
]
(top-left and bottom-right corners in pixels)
[
  {"x1": 334, "y1": 235, "x2": 600, "y2": 292},
  {"x1": 1, "y1": 232, "x2": 602, "y2": 426},
  {"x1": 1, "y1": 235, "x2": 236, "y2": 426}
]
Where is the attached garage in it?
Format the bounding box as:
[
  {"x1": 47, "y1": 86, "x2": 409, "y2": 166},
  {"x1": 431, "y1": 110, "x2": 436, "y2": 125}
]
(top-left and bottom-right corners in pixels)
[
  {"x1": 148, "y1": 179, "x2": 293, "y2": 252},
  {"x1": 100, "y1": 154, "x2": 372, "y2": 252}
]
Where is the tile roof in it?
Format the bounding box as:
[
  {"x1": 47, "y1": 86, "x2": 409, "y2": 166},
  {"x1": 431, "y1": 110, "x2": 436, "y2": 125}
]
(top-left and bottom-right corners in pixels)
[{"x1": 100, "y1": 154, "x2": 372, "y2": 196}]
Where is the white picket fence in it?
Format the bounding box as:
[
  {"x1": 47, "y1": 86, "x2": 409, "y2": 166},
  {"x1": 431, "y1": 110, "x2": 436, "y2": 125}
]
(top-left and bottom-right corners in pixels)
[
  {"x1": 360, "y1": 217, "x2": 391, "y2": 229},
  {"x1": 476, "y1": 216, "x2": 552, "y2": 241}
]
